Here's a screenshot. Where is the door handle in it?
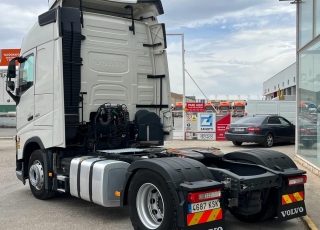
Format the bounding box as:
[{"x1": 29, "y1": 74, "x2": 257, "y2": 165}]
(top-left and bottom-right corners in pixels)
[
  {"x1": 27, "y1": 115, "x2": 33, "y2": 121},
  {"x1": 35, "y1": 113, "x2": 40, "y2": 118}
]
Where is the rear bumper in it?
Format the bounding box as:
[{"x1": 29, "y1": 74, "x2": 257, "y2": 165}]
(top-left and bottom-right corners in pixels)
[{"x1": 225, "y1": 133, "x2": 265, "y2": 143}]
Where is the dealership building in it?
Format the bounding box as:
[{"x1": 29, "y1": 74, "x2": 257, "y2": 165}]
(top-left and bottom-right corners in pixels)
[
  {"x1": 262, "y1": 1, "x2": 320, "y2": 172},
  {"x1": 295, "y1": 0, "x2": 320, "y2": 171}
]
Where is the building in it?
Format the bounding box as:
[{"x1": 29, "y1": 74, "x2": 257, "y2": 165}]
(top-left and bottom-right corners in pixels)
[
  {"x1": 263, "y1": 63, "x2": 297, "y2": 100},
  {"x1": 295, "y1": 0, "x2": 320, "y2": 171},
  {"x1": 170, "y1": 92, "x2": 196, "y2": 106}
]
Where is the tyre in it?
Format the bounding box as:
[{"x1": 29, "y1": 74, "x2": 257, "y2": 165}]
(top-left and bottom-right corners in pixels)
[
  {"x1": 232, "y1": 141, "x2": 243, "y2": 146},
  {"x1": 128, "y1": 169, "x2": 180, "y2": 230},
  {"x1": 28, "y1": 150, "x2": 57, "y2": 200},
  {"x1": 229, "y1": 189, "x2": 277, "y2": 223},
  {"x1": 302, "y1": 140, "x2": 314, "y2": 148},
  {"x1": 262, "y1": 133, "x2": 274, "y2": 147}
]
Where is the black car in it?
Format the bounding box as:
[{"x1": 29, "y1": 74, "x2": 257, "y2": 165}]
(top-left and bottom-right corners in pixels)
[
  {"x1": 225, "y1": 115, "x2": 295, "y2": 147},
  {"x1": 298, "y1": 116, "x2": 318, "y2": 148}
]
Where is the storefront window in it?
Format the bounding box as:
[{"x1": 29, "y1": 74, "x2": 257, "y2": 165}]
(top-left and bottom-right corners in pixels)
[
  {"x1": 298, "y1": 38, "x2": 320, "y2": 168},
  {"x1": 299, "y1": 0, "x2": 313, "y2": 49},
  {"x1": 316, "y1": 0, "x2": 320, "y2": 36}
]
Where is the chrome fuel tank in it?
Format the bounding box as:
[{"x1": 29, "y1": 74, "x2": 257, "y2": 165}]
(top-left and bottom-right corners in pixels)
[{"x1": 70, "y1": 157, "x2": 129, "y2": 207}]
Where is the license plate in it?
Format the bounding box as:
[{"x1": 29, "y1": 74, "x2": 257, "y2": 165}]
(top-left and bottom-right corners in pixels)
[
  {"x1": 234, "y1": 128, "x2": 244, "y2": 132},
  {"x1": 188, "y1": 199, "x2": 220, "y2": 213}
]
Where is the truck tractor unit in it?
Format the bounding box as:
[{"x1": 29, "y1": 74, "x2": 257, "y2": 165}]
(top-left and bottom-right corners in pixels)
[
  {"x1": 232, "y1": 101, "x2": 245, "y2": 117},
  {"x1": 174, "y1": 102, "x2": 183, "y2": 117},
  {"x1": 219, "y1": 101, "x2": 231, "y2": 115},
  {"x1": 6, "y1": 0, "x2": 307, "y2": 229}
]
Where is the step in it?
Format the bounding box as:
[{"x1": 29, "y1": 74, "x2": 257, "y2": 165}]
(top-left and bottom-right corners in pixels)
[{"x1": 57, "y1": 175, "x2": 68, "y2": 181}]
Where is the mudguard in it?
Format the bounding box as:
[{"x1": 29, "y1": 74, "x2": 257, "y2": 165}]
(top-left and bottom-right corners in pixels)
[
  {"x1": 224, "y1": 149, "x2": 298, "y2": 171},
  {"x1": 121, "y1": 157, "x2": 225, "y2": 229},
  {"x1": 225, "y1": 149, "x2": 307, "y2": 221}
]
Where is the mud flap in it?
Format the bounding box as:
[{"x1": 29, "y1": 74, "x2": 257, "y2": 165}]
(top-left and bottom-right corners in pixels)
[{"x1": 277, "y1": 184, "x2": 306, "y2": 221}]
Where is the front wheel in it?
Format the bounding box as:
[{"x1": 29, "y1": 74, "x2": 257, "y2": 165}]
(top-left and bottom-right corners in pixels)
[
  {"x1": 128, "y1": 170, "x2": 179, "y2": 230},
  {"x1": 28, "y1": 150, "x2": 57, "y2": 200},
  {"x1": 262, "y1": 133, "x2": 274, "y2": 148}
]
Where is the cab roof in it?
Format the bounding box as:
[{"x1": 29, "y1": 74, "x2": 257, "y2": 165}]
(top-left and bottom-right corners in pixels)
[{"x1": 49, "y1": 0, "x2": 164, "y2": 15}]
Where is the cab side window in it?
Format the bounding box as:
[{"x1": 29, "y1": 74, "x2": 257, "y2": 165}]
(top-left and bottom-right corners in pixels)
[{"x1": 19, "y1": 54, "x2": 34, "y2": 95}]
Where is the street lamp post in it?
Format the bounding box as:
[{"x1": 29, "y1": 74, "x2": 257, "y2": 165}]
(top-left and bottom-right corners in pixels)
[{"x1": 166, "y1": 33, "x2": 186, "y2": 140}]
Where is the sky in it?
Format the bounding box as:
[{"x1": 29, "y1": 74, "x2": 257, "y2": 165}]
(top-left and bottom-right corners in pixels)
[{"x1": 0, "y1": 0, "x2": 297, "y2": 99}]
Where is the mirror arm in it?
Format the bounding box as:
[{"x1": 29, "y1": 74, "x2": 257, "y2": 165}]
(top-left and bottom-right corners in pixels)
[{"x1": 6, "y1": 90, "x2": 20, "y2": 104}]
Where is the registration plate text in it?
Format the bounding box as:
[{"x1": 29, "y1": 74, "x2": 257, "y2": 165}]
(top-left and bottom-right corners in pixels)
[{"x1": 188, "y1": 199, "x2": 220, "y2": 213}]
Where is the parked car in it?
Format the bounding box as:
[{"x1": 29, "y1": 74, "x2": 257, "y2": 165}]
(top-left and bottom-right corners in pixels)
[
  {"x1": 298, "y1": 116, "x2": 318, "y2": 148},
  {"x1": 225, "y1": 115, "x2": 295, "y2": 147}
]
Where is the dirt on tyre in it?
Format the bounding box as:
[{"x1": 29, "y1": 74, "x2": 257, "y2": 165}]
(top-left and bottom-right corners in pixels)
[
  {"x1": 232, "y1": 141, "x2": 243, "y2": 146},
  {"x1": 262, "y1": 133, "x2": 274, "y2": 148},
  {"x1": 128, "y1": 169, "x2": 180, "y2": 230},
  {"x1": 28, "y1": 149, "x2": 57, "y2": 200},
  {"x1": 229, "y1": 189, "x2": 277, "y2": 222}
]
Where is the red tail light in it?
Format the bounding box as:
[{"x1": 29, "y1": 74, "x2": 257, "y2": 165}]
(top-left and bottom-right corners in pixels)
[
  {"x1": 288, "y1": 175, "x2": 307, "y2": 186},
  {"x1": 225, "y1": 125, "x2": 231, "y2": 131},
  {"x1": 299, "y1": 128, "x2": 306, "y2": 133},
  {"x1": 188, "y1": 189, "x2": 221, "y2": 203},
  {"x1": 247, "y1": 127, "x2": 260, "y2": 132}
]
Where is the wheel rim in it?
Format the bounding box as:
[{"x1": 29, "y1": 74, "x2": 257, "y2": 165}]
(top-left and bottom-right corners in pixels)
[
  {"x1": 267, "y1": 135, "x2": 273, "y2": 146},
  {"x1": 29, "y1": 160, "x2": 44, "y2": 190},
  {"x1": 136, "y1": 183, "x2": 165, "y2": 229}
]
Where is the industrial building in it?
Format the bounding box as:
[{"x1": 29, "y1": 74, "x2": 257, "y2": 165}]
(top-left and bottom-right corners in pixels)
[{"x1": 263, "y1": 63, "x2": 296, "y2": 100}]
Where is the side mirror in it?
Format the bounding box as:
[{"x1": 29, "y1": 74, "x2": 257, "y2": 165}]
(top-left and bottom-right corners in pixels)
[
  {"x1": 6, "y1": 59, "x2": 17, "y2": 92},
  {"x1": 7, "y1": 59, "x2": 17, "y2": 79},
  {"x1": 5, "y1": 57, "x2": 22, "y2": 104}
]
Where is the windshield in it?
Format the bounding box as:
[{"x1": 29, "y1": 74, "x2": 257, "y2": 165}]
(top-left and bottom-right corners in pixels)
[
  {"x1": 175, "y1": 107, "x2": 182, "y2": 110},
  {"x1": 205, "y1": 106, "x2": 214, "y2": 110},
  {"x1": 235, "y1": 106, "x2": 244, "y2": 110},
  {"x1": 220, "y1": 106, "x2": 229, "y2": 110},
  {"x1": 235, "y1": 116, "x2": 265, "y2": 124}
]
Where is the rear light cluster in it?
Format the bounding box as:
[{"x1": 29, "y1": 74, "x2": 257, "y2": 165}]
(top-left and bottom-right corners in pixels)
[
  {"x1": 188, "y1": 189, "x2": 221, "y2": 203},
  {"x1": 288, "y1": 175, "x2": 307, "y2": 186},
  {"x1": 247, "y1": 127, "x2": 260, "y2": 132},
  {"x1": 300, "y1": 128, "x2": 315, "y2": 133}
]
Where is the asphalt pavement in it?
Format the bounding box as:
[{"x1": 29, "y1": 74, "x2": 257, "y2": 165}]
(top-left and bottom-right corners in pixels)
[{"x1": 1, "y1": 139, "x2": 317, "y2": 230}]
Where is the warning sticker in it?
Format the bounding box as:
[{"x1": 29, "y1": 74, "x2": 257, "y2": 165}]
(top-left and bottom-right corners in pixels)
[{"x1": 192, "y1": 115, "x2": 197, "y2": 122}]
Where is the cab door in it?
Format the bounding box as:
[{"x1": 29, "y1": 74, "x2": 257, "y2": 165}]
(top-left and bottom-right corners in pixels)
[{"x1": 16, "y1": 49, "x2": 36, "y2": 132}]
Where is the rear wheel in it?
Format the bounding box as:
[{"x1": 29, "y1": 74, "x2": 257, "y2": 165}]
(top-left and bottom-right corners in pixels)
[
  {"x1": 232, "y1": 141, "x2": 243, "y2": 146},
  {"x1": 128, "y1": 170, "x2": 180, "y2": 230},
  {"x1": 229, "y1": 189, "x2": 277, "y2": 222},
  {"x1": 302, "y1": 140, "x2": 314, "y2": 148},
  {"x1": 262, "y1": 133, "x2": 274, "y2": 147},
  {"x1": 28, "y1": 150, "x2": 57, "y2": 200}
]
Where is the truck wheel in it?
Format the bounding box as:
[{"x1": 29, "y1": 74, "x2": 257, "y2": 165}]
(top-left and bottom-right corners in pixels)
[
  {"x1": 232, "y1": 141, "x2": 243, "y2": 146},
  {"x1": 128, "y1": 170, "x2": 180, "y2": 230},
  {"x1": 229, "y1": 189, "x2": 277, "y2": 223},
  {"x1": 28, "y1": 150, "x2": 57, "y2": 200},
  {"x1": 262, "y1": 133, "x2": 274, "y2": 147}
]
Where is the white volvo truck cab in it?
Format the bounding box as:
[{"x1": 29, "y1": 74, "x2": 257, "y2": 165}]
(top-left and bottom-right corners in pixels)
[{"x1": 6, "y1": 1, "x2": 309, "y2": 230}]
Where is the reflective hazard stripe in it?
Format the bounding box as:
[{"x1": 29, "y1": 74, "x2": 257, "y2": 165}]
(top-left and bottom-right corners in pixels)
[
  {"x1": 282, "y1": 192, "x2": 304, "y2": 205},
  {"x1": 187, "y1": 208, "x2": 223, "y2": 226}
]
